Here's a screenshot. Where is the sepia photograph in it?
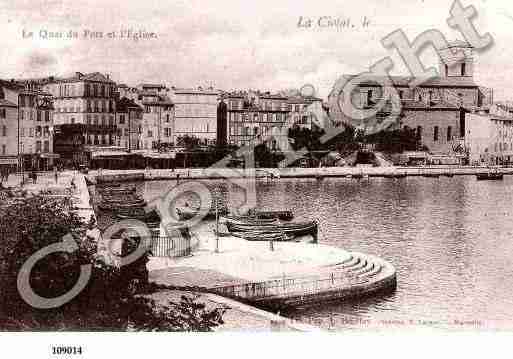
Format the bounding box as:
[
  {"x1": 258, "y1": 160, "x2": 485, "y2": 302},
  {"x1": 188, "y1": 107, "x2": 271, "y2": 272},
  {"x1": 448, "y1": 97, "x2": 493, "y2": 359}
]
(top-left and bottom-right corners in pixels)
[{"x1": 0, "y1": 0, "x2": 512, "y2": 357}]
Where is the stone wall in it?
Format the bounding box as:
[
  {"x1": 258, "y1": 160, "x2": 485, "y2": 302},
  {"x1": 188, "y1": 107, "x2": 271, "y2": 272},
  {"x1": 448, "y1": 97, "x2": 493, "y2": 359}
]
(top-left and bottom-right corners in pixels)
[{"x1": 402, "y1": 109, "x2": 461, "y2": 154}]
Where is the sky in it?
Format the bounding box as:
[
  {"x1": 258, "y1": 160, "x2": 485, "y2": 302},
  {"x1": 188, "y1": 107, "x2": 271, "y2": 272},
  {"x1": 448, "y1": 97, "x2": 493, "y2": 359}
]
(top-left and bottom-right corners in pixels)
[{"x1": 1, "y1": 0, "x2": 513, "y2": 100}]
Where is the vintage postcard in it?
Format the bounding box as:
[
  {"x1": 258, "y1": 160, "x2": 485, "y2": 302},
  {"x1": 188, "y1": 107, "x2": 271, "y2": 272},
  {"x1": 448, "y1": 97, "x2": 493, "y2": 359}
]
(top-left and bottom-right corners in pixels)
[{"x1": 0, "y1": 0, "x2": 511, "y2": 357}]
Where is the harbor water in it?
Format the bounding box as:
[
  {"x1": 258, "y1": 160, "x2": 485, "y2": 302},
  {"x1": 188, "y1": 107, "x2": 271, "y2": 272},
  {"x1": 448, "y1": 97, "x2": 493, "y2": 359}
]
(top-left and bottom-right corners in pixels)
[{"x1": 139, "y1": 175, "x2": 513, "y2": 331}]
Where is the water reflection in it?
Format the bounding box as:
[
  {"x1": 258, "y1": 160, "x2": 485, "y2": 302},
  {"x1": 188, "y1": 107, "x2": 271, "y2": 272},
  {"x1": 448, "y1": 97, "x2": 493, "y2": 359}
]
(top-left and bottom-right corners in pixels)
[{"x1": 141, "y1": 176, "x2": 513, "y2": 330}]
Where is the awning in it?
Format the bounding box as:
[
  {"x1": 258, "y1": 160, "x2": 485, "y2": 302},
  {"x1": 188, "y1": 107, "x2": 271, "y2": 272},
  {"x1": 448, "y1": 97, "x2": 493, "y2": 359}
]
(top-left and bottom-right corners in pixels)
[
  {"x1": 0, "y1": 157, "x2": 18, "y2": 165},
  {"x1": 143, "y1": 152, "x2": 177, "y2": 159},
  {"x1": 91, "y1": 151, "x2": 130, "y2": 158},
  {"x1": 40, "y1": 153, "x2": 60, "y2": 159}
]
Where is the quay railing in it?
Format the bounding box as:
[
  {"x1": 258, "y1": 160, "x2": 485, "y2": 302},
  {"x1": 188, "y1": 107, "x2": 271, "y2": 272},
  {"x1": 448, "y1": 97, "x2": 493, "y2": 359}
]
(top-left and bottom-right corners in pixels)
[
  {"x1": 147, "y1": 235, "x2": 194, "y2": 258},
  {"x1": 210, "y1": 270, "x2": 370, "y2": 301}
]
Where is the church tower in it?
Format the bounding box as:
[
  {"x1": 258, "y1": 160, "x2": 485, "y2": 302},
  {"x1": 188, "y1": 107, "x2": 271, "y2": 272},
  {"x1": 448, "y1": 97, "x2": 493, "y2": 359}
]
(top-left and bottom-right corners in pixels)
[{"x1": 438, "y1": 40, "x2": 474, "y2": 78}]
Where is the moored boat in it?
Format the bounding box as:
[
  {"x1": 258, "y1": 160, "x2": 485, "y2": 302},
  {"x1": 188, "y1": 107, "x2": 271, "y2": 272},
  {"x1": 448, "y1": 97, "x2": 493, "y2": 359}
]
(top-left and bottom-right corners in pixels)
[
  {"x1": 247, "y1": 209, "x2": 294, "y2": 221},
  {"x1": 226, "y1": 220, "x2": 318, "y2": 237},
  {"x1": 476, "y1": 172, "x2": 504, "y2": 180}
]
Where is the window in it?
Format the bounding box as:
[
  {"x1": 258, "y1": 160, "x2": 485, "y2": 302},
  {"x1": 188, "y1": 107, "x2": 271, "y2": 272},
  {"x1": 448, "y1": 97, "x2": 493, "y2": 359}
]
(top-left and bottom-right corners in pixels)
[
  {"x1": 36, "y1": 126, "x2": 42, "y2": 137},
  {"x1": 1, "y1": 125, "x2": 6, "y2": 136},
  {"x1": 367, "y1": 90, "x2": 372, "y2": 104},
  {"x1": 35, "y1": 141, "x2": 41, "y2": 153},
  {"x1": 20, "y1": 110, "x2": 24, "y2": 120},
  {"x1": 148, "y1": 130, "x2": 153, "y2": 138},
  {"x1": 124, "y1": 128, "x2": 129, "y2": 136},
  {"x1": 43, "y1": 140, "x2": 49, "y2": 152},
  {"x1": 45, "y1": 111, "x2": 50, "y2": 122},
  {"x1": 119, "y1": 115, "x2": 125, "y2": 124},
  {"x1": 447, "y1": 126, "x2": 452, "y2": 141},
  {"x1": 445, "y1": 64, "x2": 449, "y2": 76},
  {"x1": 166, "y1": 114, "x2": 170, "y2": 123},
  {"x1": 1, "y1": 144, "x2": 5, "y2": 155},
  {"x1": 461, "y1": 63, "x2": 466, "y2": 76},
  {"x1": 70, "y1": 118, "x2": 75, "y2": 124},
  {"x1": 417, "y1": 126, "x2": 422, "y2": 139},
  {"x1": 433, "y1": 126, "x2": 439, "y2": 141},
  {"x1": 399, "y1": 91, "x2": 403, "y2": 99},
  {"x1": 0, "y1": 108, "x2": 5, "y2": 118},
  {"x1": 29, "y1": 128, "x2": 34, "y2": 137},
  {"x1": 44, "y1": 126, "x2": 49, "y2": 137},
  {"x1": 418, "y1": 94, "x2": 422, "y2": 102}
]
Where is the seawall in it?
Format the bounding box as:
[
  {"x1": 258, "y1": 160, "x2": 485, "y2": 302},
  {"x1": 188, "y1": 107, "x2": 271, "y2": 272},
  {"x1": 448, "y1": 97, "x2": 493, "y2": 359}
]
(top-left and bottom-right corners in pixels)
[{"x1": 86, "y1": 166, "x2": 513, "y2": 184}]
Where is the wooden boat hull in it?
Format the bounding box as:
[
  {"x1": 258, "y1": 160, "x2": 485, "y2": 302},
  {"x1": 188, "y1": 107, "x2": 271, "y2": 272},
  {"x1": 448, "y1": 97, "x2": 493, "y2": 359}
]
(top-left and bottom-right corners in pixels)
[
  {"x1": 248, "y1": 210, "x2": 294, "y2": 221},
  {"x1": 116, "y1": 209, "x2": 161, "y2": 223},
  {"x1": 233, "y1": 231, "x2": 294, "y2": 241},
  {"x1": 476, "y1": 173, "x2": 503, "y2": 180},
  {"x1": 176, "y1": 206, "x2": 229, "y2": 220},
  {"x1": 226, "y1": 221, "x2": 317, "y2": 237}
]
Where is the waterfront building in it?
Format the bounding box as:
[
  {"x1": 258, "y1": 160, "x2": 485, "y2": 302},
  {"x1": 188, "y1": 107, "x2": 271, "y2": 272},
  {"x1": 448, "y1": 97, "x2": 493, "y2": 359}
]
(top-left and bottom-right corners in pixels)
[
  {"x1": 0, "y1": 79, "x2": 56, "y2": 171},
  {"x1": 115, "y1": 97, "x2": 144, "y2": 151},
  {"x1": 328, "y1": 40, "x2": 493, "y2": 156},
  {"x1": 42, "y1": 72, "x2": 118, "y2": 162},
  {"x1": 170, "y1": 86, "x2": 220, "y2": 146},
  {"x1": 465, "y1": 105, "x2": 513, "y2": 165},
  {"x1": 221, "y1": 91, "x2": 290, "y2": 150},
  {"x1": 286, "y1": 95, "x2": 324, "y2": 130},
  {"x1": 138, "y1": 84, "x2": 175, "y2": 150}
]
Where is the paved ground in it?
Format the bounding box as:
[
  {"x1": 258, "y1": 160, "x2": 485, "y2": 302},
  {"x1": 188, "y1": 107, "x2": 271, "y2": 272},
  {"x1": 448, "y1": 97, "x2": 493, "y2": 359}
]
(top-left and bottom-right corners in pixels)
[{"x1": 148, "y1": 222, "x2": 352, "y2": 285}]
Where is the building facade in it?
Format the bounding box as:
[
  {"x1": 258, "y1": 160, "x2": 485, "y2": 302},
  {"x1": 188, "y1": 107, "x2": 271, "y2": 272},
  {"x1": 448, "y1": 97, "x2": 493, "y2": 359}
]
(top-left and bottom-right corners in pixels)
[
  {"x1": 222, "y1": 91, "x2": 290, "y2": 149},
  {"x1": 139, "y1": 84, "x2": 174, "y2": 150},
  {"x1": 170, "y1": 87, "x2": 220, "y2": 145},
  {"x1": 328, "y1": 40, "x2": 493, "y2": 155},
  {"x1": 116, "y1": 97, "x2": 143, "y2": 151},
  {"x1": 465, "y1": 105, "x2": 513, "y2": 165},
  {"x1": 42, "y1": 72, "x2": 118, "y2": 149},
  {"x1": 0, "y1": 79, "x2": 56, "y2": 170}
]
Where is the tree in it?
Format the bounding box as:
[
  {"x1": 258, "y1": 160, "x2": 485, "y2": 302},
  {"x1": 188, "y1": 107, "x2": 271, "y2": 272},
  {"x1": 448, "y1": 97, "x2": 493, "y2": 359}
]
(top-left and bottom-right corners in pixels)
[{"x1": 0, "y1": 194, "x2": 225, "y2": 331}]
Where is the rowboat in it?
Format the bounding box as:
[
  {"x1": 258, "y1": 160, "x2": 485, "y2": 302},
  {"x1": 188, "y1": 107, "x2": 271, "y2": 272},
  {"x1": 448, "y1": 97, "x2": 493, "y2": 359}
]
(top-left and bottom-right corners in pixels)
[
  {"x1": 226, "y1": 220, "x2": 318, "y2": 237},
  {"x1": 232, "y1": 231, "x2": 294, "y2": 242},
  {"x1": 221, "y1": 215, "x2": 279, "y2": 225},
  {"x1": 116, "y1": 208, "x2": 161, "y2": 223},
  {"x1": 99, "y1": 187, "x2": 136, "y2": 195},
  {"x1": 476, "y1": 172, "x2": 504, "y2": 180},
  {"x1": 176, "y1": 205, "x2": 229, "y2": 221},
  {"x1": 99, "y1": 201, "x2": 147, "y2": 211},
  {"x1": 247, "y1": 209, "x2": 294, "y2": 221}
]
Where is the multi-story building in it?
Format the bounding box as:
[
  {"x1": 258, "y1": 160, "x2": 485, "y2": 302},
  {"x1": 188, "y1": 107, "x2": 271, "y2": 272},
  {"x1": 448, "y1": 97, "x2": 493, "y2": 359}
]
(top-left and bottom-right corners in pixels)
[
  {"x1": 465, "y1": 104, "x2": 513, "y2": 165},
  {"x1": 139, "y1": 84, "x2": 175, "y2": 150},
  {"x1": 170, "y1": 87, "x2": 220, "y2": 145},
  {"x1": 0, "y1": 79, "x2": 56, "y2": 171},
  {"x1": 221, "y1": 91, "x2": 290, "y2": 149},
  {"x1": 328, "y1": 40, "x2": 493, "y2": 155},
  {"x1": 0, "y1": 81, "x2": 22, "y2": 170},
  {"x1": 116, "y1": 97, "x2": 144, "y2": 151},
  {"x1": 42, "y1": 72, "x2": 118, "y2": 158},
  {"x1": 286, "y1": 95, "x2": 324, "y2": 129}
]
